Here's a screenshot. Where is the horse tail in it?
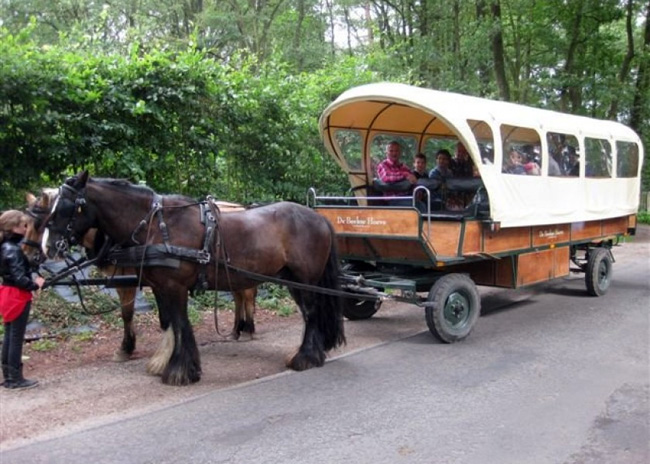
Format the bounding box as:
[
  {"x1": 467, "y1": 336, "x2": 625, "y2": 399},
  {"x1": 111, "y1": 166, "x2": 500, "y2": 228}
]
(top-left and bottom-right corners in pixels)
[{"x1": 314, "y1": 220, "x2": 346, "y2": 351}]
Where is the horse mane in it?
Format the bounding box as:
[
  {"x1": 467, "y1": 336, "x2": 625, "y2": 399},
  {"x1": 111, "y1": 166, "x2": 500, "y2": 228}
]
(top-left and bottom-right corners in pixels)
[
  {"x1": 92, "y1": 178, "x2": 154, "y2": 194},
  {"x1": 91, "y1": 177, "x2": 199, "y2": 205}
]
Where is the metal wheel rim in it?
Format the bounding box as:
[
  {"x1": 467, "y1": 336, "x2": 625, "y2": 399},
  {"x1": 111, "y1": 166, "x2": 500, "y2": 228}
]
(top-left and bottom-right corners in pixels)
[
  {"x1": 598, "y1": 260, "x2": 610, "y2": 289},
  {"x1": 442, "y1": 292, "x2": 471, "y2": 330}
]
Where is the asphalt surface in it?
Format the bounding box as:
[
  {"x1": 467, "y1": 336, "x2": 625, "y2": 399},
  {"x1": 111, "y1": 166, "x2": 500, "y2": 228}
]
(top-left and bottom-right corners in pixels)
[{"x1": 2, "y1": 233, "x2": 649, "y2": 464}]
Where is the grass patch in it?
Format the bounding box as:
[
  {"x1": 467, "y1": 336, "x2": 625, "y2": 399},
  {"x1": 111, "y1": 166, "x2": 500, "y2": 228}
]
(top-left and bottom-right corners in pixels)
[
  {"x1": 637, "y1": 211, "x2": 650, "y2": 224},
  {"x1": 189, "y1": 284, "x2": 297, "y2": 318},
  {"x1": 29, "y1": 338, "x2": 58, "y2": 352},
  {"x1": 257, "y1": 284, "x2": 296, "y2": 317},
  {"x1": 71, "y1": 331, "x2": 95, "y2": 343},
  {"x1": 31, "y1": 286, "x2": 147, "y2": 334},
  {"x1": 28, "y1": 279, "x2": 297, "y2": 336}
]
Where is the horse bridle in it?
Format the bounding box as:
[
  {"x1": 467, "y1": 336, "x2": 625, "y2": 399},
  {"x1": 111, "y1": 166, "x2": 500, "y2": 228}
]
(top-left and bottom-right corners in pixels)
[{"x1": 48, "y1": 183, "x2": 88, "y2": 256}]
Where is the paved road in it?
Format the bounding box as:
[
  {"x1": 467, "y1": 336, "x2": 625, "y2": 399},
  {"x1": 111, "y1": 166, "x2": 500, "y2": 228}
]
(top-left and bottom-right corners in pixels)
[{"x1": 3, "y1": 237, "x2": 649, "y2": 464}]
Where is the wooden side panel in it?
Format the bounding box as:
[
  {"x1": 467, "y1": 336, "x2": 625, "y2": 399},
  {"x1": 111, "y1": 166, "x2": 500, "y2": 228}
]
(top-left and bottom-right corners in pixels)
[
  {"x1": 317, "y1": 208, "x2": 420, "y2": 237},
  {"x1": 336, "y1": 237, "x2": 430, "y2": 262},
  {"x1": 484, "y1": 227, "x2": 531, "y2": 254},
  {"x1": 452, "y1": 260, "x2": 497, "y2": 286},
  {"x1": 602, "y1": 216, "x2": 628, "y2": 236},
  {"x1": 462, "y1": 221, "x2": 481, "y2": 255},
  {"x1": 429, "y1": 222, "x2": 461, "y2": 256},
  {"x1": 628, "y1": 214, "x2": 637, "y2": 229},
  {"x1": 517, "y1": 250, "x2": 554, "y2": 286},
  {"x1": 495, "y1": 257, "x2": 515, "y2": 287},
  {"x1": 532, "y1": 224, "x2": 570, "y2": 247},
  {"x1": 554, "y1": 246, "x2": 570, "y2": 278},
  {"x1": 369, "y1": 238, "x2": 431, "y2": 261},
  {"x1": 337, "y1": 237, "x2": 371, "y2": 258},
  {"x1": 571, "y1": 221, "x2": 602, "y2": 241}
]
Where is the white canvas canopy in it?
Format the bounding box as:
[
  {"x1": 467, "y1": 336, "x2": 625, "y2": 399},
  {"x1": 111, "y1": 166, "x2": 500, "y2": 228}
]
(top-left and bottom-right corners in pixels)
[{"x1": 319, "y1": 83, "x2": 644, "y2": 228}]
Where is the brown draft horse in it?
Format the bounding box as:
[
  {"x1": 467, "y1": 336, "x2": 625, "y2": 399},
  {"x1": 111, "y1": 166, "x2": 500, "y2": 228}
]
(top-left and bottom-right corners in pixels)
[
  {"x1": 24, "y1": 192, "x2": 259, "y2": 364},
  {"x1": 42, "y1": 171, "x2": 345, "y2": 386}
]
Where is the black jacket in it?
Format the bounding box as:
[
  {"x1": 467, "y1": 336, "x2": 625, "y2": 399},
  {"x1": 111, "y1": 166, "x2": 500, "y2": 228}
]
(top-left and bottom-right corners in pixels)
[{"x1": 0, "y1": 234, "x2": 39, "y2": 291}]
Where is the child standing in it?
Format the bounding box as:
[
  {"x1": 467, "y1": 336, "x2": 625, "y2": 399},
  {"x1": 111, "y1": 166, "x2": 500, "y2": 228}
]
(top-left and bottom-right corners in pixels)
[{"x1": 0, "y1": 210, "x2": 44, "y2": 390}]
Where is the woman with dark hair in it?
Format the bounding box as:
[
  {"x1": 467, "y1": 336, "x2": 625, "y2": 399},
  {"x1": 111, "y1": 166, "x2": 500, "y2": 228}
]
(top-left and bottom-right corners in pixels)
[{"x1": 0, "y1": 210, "x2": 44, "y2": 390}]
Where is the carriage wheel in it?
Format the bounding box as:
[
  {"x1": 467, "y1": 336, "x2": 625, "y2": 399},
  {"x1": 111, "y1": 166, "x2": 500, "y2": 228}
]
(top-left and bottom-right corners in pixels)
[
  {"x1": 585, "y1": 247, "x2": 613, "y2": 296},
  {"x1": 425, "y1": 274, "x2": 480, "y2": 343},
  {"x1": 342, "y1": 297, "x2": 382, "y2": 320}
]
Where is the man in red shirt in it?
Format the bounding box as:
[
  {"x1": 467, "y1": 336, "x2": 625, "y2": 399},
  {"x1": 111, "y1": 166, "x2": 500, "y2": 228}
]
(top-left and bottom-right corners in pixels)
[{"x1": 375, "y1": 141, "x2": 417, "y2": 199}]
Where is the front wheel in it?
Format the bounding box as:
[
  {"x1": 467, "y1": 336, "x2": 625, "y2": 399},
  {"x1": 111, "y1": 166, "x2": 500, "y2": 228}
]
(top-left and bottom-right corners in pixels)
[
  {"x1": 425, "y1": 274, "x2": 480, "y2": 343},
  {"x1": 343, "y1": 297, "x2": 382, "y2": 320},
  {"x1": 585, "y1": 247, "x2": 613, "y2": 296}
]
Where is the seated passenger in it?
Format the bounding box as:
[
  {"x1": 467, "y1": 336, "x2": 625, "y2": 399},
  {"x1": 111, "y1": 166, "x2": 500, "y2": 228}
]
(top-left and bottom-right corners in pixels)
[
  {"x1": 548, "y1": 149, "x2": 562, "y2": 176},
  {"x1": 428, "y1": 149, "x2": 456, "y2": 211},
  {"x1": 521, "y1": 144, "x2": 541, "y2": 175},
  {"x1": 375, "y1": 141, "x2": 417, "y2": 205},
  {"x1": 428, "y1": 149, "x2": 454, "y2": 181},
  {"x1": 522, "y1": 155, "x2": 541, "y2": 175},
  {"x1": 412, "y1": 153, "x2": 428, "y2": 179},
  {"x1": 563, "y1": 145, "x2": 580, "y2": 176},
  {"x1": 451, "y1": 143, "x2": 473, "y2": 177},
  {"x1": 502, "y1": 147, "x2": 526, "y2": 175}
]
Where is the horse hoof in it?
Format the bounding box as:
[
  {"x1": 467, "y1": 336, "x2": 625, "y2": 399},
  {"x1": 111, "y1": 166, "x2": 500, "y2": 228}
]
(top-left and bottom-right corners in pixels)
[
  {"x1": 162, "y1": 369, "x2": 201, "y2": 386},
  {"x1": 112, "y1": 350, "x2": 131, "y2": 363},
  {"x1": 286, "y1": 351, "x2": 325, "y2": 371},
  {"x1": 146, "y1": 358, "x2": 166, "y2": 376}
]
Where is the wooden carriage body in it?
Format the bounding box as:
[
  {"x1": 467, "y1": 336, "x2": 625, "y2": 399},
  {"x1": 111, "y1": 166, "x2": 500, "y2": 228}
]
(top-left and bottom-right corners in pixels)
[
  {"x1": 313, "y1": 83, "x2": 644, "y2": 341},
  {"x1": 315, "y1": 206, "x2": 635, "y2": 291}
]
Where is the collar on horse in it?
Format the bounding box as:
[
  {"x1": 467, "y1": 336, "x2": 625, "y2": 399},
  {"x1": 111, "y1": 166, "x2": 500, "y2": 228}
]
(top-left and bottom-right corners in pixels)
[
  {"x1": 50, "y1": 182, "x2": 227, "y2": 294},
  {"x1": 130, "y1": 193, "x2": 172, "y2": 250}
]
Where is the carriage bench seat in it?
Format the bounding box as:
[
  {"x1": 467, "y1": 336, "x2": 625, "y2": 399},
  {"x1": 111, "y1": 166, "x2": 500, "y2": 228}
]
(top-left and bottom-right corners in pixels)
[
  {"x1": 372, "y1": 178, "x2": 413, "y2": 193},
  {"x1": 445, "y1": 177, "x2": 483, "y2": 193}
]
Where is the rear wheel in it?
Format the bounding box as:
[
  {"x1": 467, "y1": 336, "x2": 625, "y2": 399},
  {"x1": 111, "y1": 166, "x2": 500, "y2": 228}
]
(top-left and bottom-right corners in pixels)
[
  {"x1": 425, "y1": 274, "x2": 480, "y2": 343},
  {"x1": 343, "y1": 297, "x2": 381, "y2": 320},
  {"x1": 585, "y1": 247, "x2": 612, "y2": 296}
]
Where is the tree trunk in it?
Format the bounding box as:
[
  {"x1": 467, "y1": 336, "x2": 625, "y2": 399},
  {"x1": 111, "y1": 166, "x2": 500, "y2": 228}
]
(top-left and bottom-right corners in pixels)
[
  {"x1": 560, "y1": 0, "x2": 584, "y2": 112},
  {"x1": 491, "y1": 1, "x2": 510, "y2": 100},
  {"x1": 630, "y1": 1, "x2": 650, "y2": 131},
  {"x1": 293, "y1": 0, "x2": 305, "y2": 70},
  {"x1": 608, "y1": 0, "x2": 636, "y2": 119},
  {"x1": 365, "y1": 2, "x2": 373, "y2": 43},
  {"x1": 476, "y1": 0, "x2": 491, "y2": 96}
]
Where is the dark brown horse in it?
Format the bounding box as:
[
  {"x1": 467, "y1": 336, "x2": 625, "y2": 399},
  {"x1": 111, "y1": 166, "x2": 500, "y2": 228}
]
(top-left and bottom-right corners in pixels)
[
  {"x1": 42, "y1": 171, "x2": 345, "y2": 386},
  {"x1": 25, "y1": 192, "x2": 259, "y2": 364}
]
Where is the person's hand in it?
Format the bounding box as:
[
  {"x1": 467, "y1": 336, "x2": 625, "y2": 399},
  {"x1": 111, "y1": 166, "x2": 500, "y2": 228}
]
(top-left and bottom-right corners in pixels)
[
  {"x1": 35, "y1": 276, "x2": 45, "y2": 289},
  {"x1": 406, "y1": 173, "x2": 417, "y2": 184}
]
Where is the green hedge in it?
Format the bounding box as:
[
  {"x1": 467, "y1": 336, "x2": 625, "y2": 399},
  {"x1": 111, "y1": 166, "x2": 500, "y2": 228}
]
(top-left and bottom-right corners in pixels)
[{"x1": 1, "y1": 28, "x2": 375, "y2": 208}]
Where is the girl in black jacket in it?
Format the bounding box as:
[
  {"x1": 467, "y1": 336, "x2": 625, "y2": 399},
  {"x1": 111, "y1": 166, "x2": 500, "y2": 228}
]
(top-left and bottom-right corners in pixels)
[{"x1": 0, "y1": 210, "x2": 44, "y2": 390}]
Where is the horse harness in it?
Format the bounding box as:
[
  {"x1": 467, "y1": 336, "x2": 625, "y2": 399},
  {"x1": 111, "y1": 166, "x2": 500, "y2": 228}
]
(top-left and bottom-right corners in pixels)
[
  {"x1": 106, "y1": 194, "x2": 226, "y2": 294},
  {"x1": 46, "y1": 185, "x2": 382, "y2": 302}
]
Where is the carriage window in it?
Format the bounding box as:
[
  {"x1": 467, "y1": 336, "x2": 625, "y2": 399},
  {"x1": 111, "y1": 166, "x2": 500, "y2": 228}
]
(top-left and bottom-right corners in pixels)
[
  {"x1": 616, "y1": 141, "x2": 639, "y2": 178},
  {"x1": 468, "y1": 119, "x2": 495, "y2": 164},
  {"x1": 369, "y1": 134, "x2": 417, "y2": 176},
  {"x1": 546, "y1": 132, "x2": 580, "y2": 177},
  {"x1": 500, "y1": 125, "x2": 542, "y2": 175},
  {"x1": 585, "y1": 137, "x2": 612, "y2": 178},
  {"x1": 422, "y1": 137, "x2": 457, "y2": 159},
  {"x1": 333, "y1": 129, "x2": 364, "y2": 172}
]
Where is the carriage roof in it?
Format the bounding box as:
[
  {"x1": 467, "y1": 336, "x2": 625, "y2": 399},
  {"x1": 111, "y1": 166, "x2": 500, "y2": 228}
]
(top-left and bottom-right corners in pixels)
[{"x1": 319, "y1": 82, "x2": 644, "y2": 228}]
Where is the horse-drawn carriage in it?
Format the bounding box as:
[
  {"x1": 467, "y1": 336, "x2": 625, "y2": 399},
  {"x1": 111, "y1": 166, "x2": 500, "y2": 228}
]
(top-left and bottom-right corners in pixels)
[
  {"x1": 313, "y1": 82, "x2": 644, "y2": 342},
  {"x1": 27, "y1": 83, "x2": 643, "y2": 385}
]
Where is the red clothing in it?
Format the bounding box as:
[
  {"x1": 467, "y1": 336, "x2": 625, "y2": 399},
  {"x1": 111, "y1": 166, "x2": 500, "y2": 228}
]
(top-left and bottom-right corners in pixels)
[
  {"x1": 376, "y1": 158, "x2": 412, "y2": 182},
  {"x1": 0, "y1": 285, "x2": 32, "y2": 323},
  {"x1": 376, "y1": 159, "x2": 413, "y2": 197}
]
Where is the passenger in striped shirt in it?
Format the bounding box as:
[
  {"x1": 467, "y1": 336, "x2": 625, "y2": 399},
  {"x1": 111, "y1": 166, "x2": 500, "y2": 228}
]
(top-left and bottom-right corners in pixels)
[{"x1": 375, "y1": 141, "x2": 417, "y2": 198}]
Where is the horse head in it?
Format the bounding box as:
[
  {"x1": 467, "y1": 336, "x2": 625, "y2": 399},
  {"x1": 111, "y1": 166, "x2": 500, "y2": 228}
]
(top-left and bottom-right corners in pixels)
[
  {"x1": 23, "y1": 188, "x2": 59, "y2": 266},
  {"x1": 43, "y1": 170, "x2": 97, "y2": 260}
]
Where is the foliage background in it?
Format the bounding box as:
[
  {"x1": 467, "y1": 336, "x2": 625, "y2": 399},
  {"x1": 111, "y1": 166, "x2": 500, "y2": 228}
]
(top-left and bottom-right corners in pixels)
[{"x1": 1, "y1": 0, "x2": 648, "y2": 208}]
